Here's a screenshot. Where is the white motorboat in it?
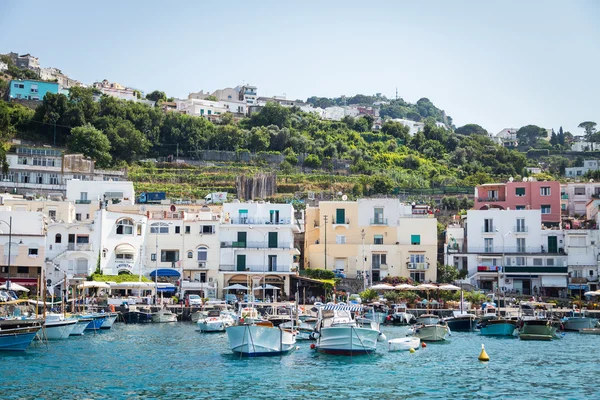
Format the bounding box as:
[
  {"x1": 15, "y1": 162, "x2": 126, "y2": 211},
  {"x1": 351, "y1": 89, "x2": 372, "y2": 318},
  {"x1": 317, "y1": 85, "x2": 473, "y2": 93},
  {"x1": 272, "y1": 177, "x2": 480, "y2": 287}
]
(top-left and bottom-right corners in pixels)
[
  {"x1": 280, "y1": 320, "x2": 317, "y2": 340},
  {"x1": 414, "y1": 314, "x2": 449, "y2": 342},
  {"x1": 388, "y1": 336, "x2": 420, "y2": 352},
  {"x1": 152, "y1": 308, "x2": 178, "y2": 323},
  {"x1": 197, "y1": 310, "x2": 234, "y2": 332},
  {"x1": 100, "y1": 312, "x2": 118, "y2": 329},
  {"x1": 69, "y1": 318, "x2": 90, "y2": 336},
  {"x1": 562, "y1": 310, "x2": 598, "y2": 331},
  {"x1": 41, "y1": 313, "x2": 77, "y2": 340},
  {"x1": 314, "y1": 303, "x2": 380, "y2": 355},
  {"x1": 226, "y1": 320, "x2": 296, "y2": 356}
]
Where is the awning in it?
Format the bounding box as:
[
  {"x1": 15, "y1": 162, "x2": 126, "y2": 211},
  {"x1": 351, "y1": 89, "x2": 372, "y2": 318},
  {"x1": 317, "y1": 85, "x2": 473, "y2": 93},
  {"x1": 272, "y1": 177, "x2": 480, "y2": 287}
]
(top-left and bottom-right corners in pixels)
[
  {"x1": 157, "y1": 287, "x2": 176, "y2": 292},
  {"x1": 149, "y1": 269, "x2": 180, "y2": 277},
  {"x1": 115, "y1": 243, "x2": 136, "y2": 254},
  {"x1": 0, "y1": 278, "x2": 38, "y2": 286},
  {"x1": 568, "y1": 284, "x2": 589, "y2": 290},
  {"x1": 541, "y1": 276, "x2": 567, "y2": 288}
]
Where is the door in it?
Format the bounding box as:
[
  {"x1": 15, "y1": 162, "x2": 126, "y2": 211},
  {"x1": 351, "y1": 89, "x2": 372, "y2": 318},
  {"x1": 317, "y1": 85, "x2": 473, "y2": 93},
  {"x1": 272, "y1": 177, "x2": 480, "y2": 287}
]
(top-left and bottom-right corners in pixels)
[
  {"x1": 548, "y1": 236, "x2": 557, "y2": 253},
  {"x1": 270, "y1": 210, "x2": 280, "y2": 224},
  {"x1": 268, "y1": 232, "x2": 278, "y2": 248},
  {"x1": 268, "y1": 255, "x2": 277, "y2": 272},
  {"x1": 237, "y1": 232, "x2": 247, "y2": 248},
  {"x1": 336, "y1": 209, "x2": 345, "y2": 224},
  {"x1": 236, "y1": 254, "x2": 246, "y2": 271},
  {"x1": 334, "y1": 258, "x2": 345, "y2": 271},
  {"x1": 68, "y1": 234, "x2": 75, "y2": 250}
]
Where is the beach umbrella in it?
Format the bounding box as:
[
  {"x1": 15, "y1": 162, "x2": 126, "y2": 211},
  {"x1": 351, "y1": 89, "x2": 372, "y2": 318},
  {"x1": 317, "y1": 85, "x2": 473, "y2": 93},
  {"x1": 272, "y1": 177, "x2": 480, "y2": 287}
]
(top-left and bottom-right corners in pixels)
[
  {"x1": 414, "y1": 283, "x2": 438, "y2": 290},
  {"x1": 584, "y1": 291, "x2": 600, "y2": 296},
  {"x1": 223, "y1": 284, "x2": 249, "y2": 290},
  {"x1": 370, "y1": 284, "x2": 395, "y2": 290},
  {"x1": 77, "y1": 281, "x2": 110, "y2": 289},
  {"x1": 0, "y1": 282, "x2": 30, "y2": 292},
  {"x1": 394, "y1": 284, "x2": 415, "y2": 290},
  {"x1": 438, "y1": 284, "x2": 461, "y2": 291}
]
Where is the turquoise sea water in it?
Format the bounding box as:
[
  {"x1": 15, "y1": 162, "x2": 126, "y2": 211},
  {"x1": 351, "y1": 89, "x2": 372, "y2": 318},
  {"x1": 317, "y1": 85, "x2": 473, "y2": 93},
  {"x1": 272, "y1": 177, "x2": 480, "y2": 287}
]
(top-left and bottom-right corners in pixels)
[{"x1": 1, "y1": 323, "x2": 598, "y2": 399}]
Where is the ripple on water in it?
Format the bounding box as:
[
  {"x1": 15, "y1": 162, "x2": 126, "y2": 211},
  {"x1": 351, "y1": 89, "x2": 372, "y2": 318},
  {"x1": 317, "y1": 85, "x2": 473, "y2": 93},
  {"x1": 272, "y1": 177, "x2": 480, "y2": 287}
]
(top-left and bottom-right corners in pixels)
[{"x1": 1, "y1": 324, "x2": 598, "y2": 399}]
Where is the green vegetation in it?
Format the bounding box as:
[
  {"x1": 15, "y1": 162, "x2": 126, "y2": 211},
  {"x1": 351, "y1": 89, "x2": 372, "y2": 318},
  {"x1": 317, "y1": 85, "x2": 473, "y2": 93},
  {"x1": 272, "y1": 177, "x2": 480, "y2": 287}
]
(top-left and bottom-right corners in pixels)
[{"x1": 91, "y1": 273, "x2": 151, "y2": 283}]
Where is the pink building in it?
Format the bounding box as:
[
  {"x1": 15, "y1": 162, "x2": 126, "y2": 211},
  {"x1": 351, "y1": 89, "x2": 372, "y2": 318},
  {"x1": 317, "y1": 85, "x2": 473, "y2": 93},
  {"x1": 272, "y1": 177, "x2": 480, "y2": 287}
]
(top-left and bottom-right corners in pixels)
[{"x1": 474, "y1": 180, "x2": 561, "y2": 224}]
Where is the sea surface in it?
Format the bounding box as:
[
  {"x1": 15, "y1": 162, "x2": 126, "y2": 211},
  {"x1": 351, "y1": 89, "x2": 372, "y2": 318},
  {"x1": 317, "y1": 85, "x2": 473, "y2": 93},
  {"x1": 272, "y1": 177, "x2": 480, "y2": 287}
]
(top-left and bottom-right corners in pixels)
[{"x1": 1, "y1": 322, "x2": 597, "y2": 399}]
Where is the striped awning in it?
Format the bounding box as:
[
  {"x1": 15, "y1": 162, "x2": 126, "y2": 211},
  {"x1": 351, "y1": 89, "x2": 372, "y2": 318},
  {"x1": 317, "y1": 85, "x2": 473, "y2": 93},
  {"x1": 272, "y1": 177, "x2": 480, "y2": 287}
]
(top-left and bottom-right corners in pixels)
[{"x1": 322, "y1": 304, "x2": 363, "y2": 312}]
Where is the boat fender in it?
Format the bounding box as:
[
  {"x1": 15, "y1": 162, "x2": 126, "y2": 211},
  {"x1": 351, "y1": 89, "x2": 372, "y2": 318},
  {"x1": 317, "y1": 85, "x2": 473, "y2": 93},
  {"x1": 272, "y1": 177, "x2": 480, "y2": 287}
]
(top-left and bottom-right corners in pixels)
[
  {"x1": 421, "y1": 342, "x2": 427, "y2": 348},
  {"x1": 239, "y1": 317, "x2": 244, "y2": 324},
  {"x1": 409, "y1": 348, "x2": 415, "y2": 353},
  {"x1": 109, "y1": 304, "x2": 115, "y2": 313},
  {"x1": 310, "y1": 343, "x2": 316, "y2": 350}
]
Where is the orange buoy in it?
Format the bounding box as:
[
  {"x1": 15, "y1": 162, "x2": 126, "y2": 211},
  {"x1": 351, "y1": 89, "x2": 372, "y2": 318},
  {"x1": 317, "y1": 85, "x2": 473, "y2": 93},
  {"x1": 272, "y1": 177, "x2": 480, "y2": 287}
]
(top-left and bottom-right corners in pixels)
[
  {"x1": 310, "y1": 343, "x2": 316, "y2": 350},
  {"x1": 421, "y1": 342, "x2": 427, "y2": 348}
]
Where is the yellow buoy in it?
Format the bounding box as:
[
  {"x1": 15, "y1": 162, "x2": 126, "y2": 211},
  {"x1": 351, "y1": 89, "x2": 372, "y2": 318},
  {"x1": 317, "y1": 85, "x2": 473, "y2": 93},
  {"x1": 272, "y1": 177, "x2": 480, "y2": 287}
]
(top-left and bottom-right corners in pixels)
[
  {"x1": 478, "y1": 344, "x2": 490, "y2": 362},
  {"x1": 409, "y1": 348, "x2": 415, "y2": 353}
]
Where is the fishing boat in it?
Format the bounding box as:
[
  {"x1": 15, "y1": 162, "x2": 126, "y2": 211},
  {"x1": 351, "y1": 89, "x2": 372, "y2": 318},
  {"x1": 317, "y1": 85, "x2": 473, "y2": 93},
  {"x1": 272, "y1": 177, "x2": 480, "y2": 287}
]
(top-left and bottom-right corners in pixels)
[
  {"x1": 81, "y1": 313, "x2": 107, "y2": 331},
  {"x1": 280, "y1": 319, "x2": 316, "y2": 340},
  {"x1": 562, "y1": 310, "x2": 598, "y2": 331},
  {"x1": 479, "y1": 318, "x2": 518, "y2": 336},
  {"x1": 41, "y1": 313, "x2": 77, "y2": 339},
  {"x1": 386, "y1": 304, "x2": 416, "y2": 326},
  {"x1": 0, "y1": 324, "x2": 43, "y2": 351},
  {"x1": 518, "y1": 302, "x2": 561, "y2": 341},
  {"x1": 122, "y1": 307, "x2": 153, "y2": 323},
  {"x1": 414, "y1": 314, "x2": 449, "y2": 342},
  {"x1": 100, "y1": 312, "x2": 119, "y2": 329},
  {"x1": 364, "y1": 304, "x2": 389, "y2": 324},
  {"x1": 444, "y1": 312, "x2": 477, "y2": 332},
  {"x1": 152, "y1": 307, "x2": 178, "y2": 323},
  {"x1": 70, "y1": 318, "x2": 91, "y2": 335},
  {"x1": 579, "y1": 328, "x2": 600, "y2": 335},
  {"x1": 197, "y1": 310, "x2": 234, "y2": 332},
  {"x1": 313, "y1": 303, "x2": 380, "y2": 355},
  {"x1": 226, "y1": 319, "x2": 296, "y2": 356},
  {"x1": 388, "y1": 336, "x2": 420, "y2": 352}
]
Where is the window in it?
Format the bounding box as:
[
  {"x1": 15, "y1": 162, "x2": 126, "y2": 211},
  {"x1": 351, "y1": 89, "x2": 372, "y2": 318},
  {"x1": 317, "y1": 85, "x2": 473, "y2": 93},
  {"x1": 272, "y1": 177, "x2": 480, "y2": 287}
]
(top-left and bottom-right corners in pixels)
[
  {"x1": 55, "y1": 233, "x2": 62, "y2": 243},
  {"x1": 540, "y1": 187, "x2": 551, "y2": 196},
  {"x1": 547, "y1": 259, "x2": 555, "y2": 266},
  {"x1": 516, "y1": 205, "x2": 525, "y2": 210},
  {"x1": 336, "y1": 235, "x2": 346, "y2": 244},
  {"x1": 517, "y1": 238, "x2": 526, "y2": 253},
  {"x1": 76, "y1": 236, "x2": 89, "y2": 244},
  {"x1": 80, "y1": 192, "x2": 88, "y2": 201},
  {"x1": 410, "y1": 271, "x2": 425, "y2": 283},
  {"x1": 49, "y1": 210, "x2": 57, "y2": 219},
  {"x1": 201, "y1": 225, "x2": 214, "y2": 234},
  {"x1": 515, "y1": 187, "x2": 525, "y2": 197},
  {"x1": 197, "y1": 247, "x2": 207, "y2": 261},
  {"x1": 76, "y1": 214, "x2": 81, "y2": 221},
  {"x1": 185, "y1": 226, "x2": 191, "y2": 234},
  {"x1": 175, "y1": 226, "x2": 181, "y2": 234},
  {"x1": 150, "y1": 222, "x2": 169, "y2": 234},
  {"x1": 374, "y1": 235, "x2": 383, "y2": 245},
  {"x1": 541, "y1": 205, "x2": 551, "y2": 214},
  {"x1": 373, "y1": 208, "x2": 384, "y2": 224},
  {"x1": 516, "y1": 218, "x2": 526, "y2": 232},
  {"x1": 574, "y1": 187, "x2": 585, "y2": 195},
  {"x1": 533, "y1": 258, "x2": 543, "y2": 266},
  {"x1": 410, "y1": 254, "x2": 425, "y2": 263},
  {"x1": 371, "y1": 253, "x2": 386, "y2": 269},
  {"x1": 488, "y1": 190, "x2": 498, "y2": 200},
  {"x1": 17, "y1": 266, "x2": 28, "y2": 274},
  {"x1": 36, "y1": 173, "x2": 43, "y2": 184},
  {"x1": 516, "y1": 257, "x2": 525, "y2": 266},
  {"x1": 30, "y1": 84, "x2": 38, "y2": 93},
  {"x1": 187, "y1": 251, "x2": 193, "y2": 258},
  {"x1": 335, "y1": 209, "x2": 346, "y2": 224},
  {"x1": 116, "y1": 253, "x2": 133, "y2": 260},
  {"x1": 116, "y1": 219, "x2": 134, "y2": 235},
  {"x1": 483, "y1": 219, "x2": 494, "y2": 233},
  {"x1": 28, "y1": 248, "x2": 38, "y2": 256},
  {"x1": 151, "y1": 253, "x2": 156, "y2": 261},
  {"x1": 411, "y1": 235, "x2": 421, "y2": 245},
  {"x1": 161, "y1": 250, "x2": 179, "y2": 262},
  {"x1": 484, "y1": 238, "x2": 493, "y2": 253}
]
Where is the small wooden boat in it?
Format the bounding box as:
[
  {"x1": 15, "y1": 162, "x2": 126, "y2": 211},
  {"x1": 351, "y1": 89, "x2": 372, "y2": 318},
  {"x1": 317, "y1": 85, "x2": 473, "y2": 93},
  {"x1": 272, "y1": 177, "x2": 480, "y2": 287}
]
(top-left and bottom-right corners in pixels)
[
  {"x1": 579, "y1": 328, "x2": 600, "y2": 335},
  {"x1": 388, "y1": 337, "x2": 420, "y2": 352}
]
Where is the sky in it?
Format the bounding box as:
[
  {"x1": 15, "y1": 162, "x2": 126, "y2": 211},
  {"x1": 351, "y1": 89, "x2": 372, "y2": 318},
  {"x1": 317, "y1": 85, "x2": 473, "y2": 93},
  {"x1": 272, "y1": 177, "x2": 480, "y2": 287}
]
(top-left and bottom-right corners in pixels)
[{"x1": 1, "y1": 0, "x2": 598, "y2": 135}]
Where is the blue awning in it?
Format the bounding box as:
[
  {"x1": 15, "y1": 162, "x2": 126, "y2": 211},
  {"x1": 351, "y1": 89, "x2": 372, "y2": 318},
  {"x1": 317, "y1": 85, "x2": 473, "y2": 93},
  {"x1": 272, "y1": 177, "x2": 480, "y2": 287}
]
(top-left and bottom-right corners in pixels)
[
  {"x1": 157, "y1": 287, "x2": 176, "y2": 292},
  {"x1": 149, "y1": 269, "x2": 180, "y2": 277},
  {"x1": 568, "y1": 284, "x2": 589, "y2": 290}
]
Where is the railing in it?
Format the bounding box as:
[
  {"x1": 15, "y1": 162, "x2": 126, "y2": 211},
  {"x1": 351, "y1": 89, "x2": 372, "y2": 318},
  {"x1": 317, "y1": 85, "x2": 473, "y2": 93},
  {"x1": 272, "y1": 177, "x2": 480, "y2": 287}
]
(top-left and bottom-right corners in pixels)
[
  {"x1": 220, "y1": 241, "x2": 293, "y2": 249},
  {"x1": 219, "y1": 264, "x2": 291, "y2": 272},
  {"x1": 570, "y1": 277, "x2": 587, "y2": 284},
  {"x1": 75, "y1": 200, "x2": 92, "y2": 204},
  {"x1": 477, "y1": 197, "x2": 502, "y2": 202},
  {"x1": 503, "y1": 266, "x2": 568, "y2": 273},
  {"x1": 332, "y1": 218, "x2": 350, "y2": 225},
  {"x1": 370, "y1": 218, "x2": 388, "y2": 225},
  {"x1": 467, "y1": 246, "x2": 550, "y2": 254},
  {"x1": 514, "y1": 226, "x2": 528, "y2": 233},
  {"x1": 447, "y1": 244, "x2": 462, "y2": 252},
  {"x1": 481, "y1": 227, "x2": 495, "y2": 233},
  {"x1": 67, "y1": 243, "x2": 93, "y2": 251},
  {"x1": 407, "y1": 262, "x2": 429, "y2": 270},
  {"x1": 561, "y1": 194, "x2": 569, "y2": 199},
  {"x1": 227, "y1": 217, "x2": 293, "y2": 225}
]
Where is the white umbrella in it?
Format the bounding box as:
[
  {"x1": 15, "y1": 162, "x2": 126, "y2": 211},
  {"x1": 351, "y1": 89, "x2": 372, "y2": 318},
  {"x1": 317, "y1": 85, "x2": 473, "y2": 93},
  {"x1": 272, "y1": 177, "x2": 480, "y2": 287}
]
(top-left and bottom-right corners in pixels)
[
  {"x1": 438, "y1": 284, "x2": 461, "y2": 291},
  {"x1": 76, "y1": 281, "x2": 110, "y2": 289},
  {"x1": 253, "y1": 284, "x2": 280, "y2": 290},
  {"x1": 223, "y1": 284, "x2": 249, "y2": 290},
  {"x1": 584, "y1": 291, "x2": 600, "y2": 296},
  {"x1": 413, "y1": 284, "x2": 438, "y2": 290},
  {"x1": 370, "y1": 284, "x2": 395, "y2": 290},
  {"x1": 395, "y1": 283, "x2": 416, "y2": 290},
  {"x1": 0, "y1": 282, "x2": 30, "y2": 292}
]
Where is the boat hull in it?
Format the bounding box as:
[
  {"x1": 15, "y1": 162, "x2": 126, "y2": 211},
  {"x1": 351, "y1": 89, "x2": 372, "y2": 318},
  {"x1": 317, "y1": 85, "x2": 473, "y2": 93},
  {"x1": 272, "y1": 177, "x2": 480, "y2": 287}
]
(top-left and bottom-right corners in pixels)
[
  {"x1": 123, "y1": 310, "x2": 153, "y2": 324},
  {"x1": 563, "y1": 317, "x2": 598, "y2": 331},
  {"x1": 100, "y1": 313, "x2": 118, "y2": 329},
  {"x1": 316, "y1": 326, "x2": 379, "y2": 355},
  {"x1": 388, "y1": 337, "x2": 420, "y2": 352},
  {"x1": 446, "y1": 318, "x2": 477, "y2": 332},
  {"x1": 414, "y1": 325, "x2": 448, "y2": 342},
  {"x1": 152, "y1": 310, "x2": 178, "y2": 323},
  {"x1": 365, "y1": 312, "x2": 387, "y2": 324},
  {"x1": 0, "y1": 327, "x2": 41, "y2": 351},
  {"x1": 83, "y1": 315, "x2": 107, "y2": 331},
  {"x1": 226, "y1": 325, "x2": 296, "y2": 356},
  {"x1": 70, "y1": 319, "x2": 90, "y2": 336},
  {"x1": 198, "y1": 319, "x2": 225, "y2": 332},
  {"x1": 42, "y1": 320, "x2": 77, "y2": 340},
  {"x1": 519, "y1": 320, "x2": 559, "y2": 340},
  {"x1": 480, "y1": 320, "x2": 517, "y2": 337},
  {"x1": 580, "y1": 328, "x2": 600, "y2": 335}
]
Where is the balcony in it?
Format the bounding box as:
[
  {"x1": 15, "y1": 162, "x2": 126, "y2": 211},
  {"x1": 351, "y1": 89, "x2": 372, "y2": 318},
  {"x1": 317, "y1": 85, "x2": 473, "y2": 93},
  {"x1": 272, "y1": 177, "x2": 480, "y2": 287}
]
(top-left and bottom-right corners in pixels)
[
  {"x1": 407, "y1": 262, "x2": 429, "y2": 270},
  {"x1": 220, "y1": 241, "x2": 293, "y2": 250},
  {"x1": 67, "y1": 243, "x2": 93, "y2": 251},
  {"x1": 570, "y1": 277, "x2": 587, "y2": 284},
  {"x1": 447, "y1": 244, "x2": 462, "y2": 253},
  {"x1": 219, "y1": 264, "x2": 291, "y2": 273},
  {"x1": 561, "y1": 194, "x2": 568, "y2": 199},
  {"x1": 75, "y1": 200, "x2": 92, "y2": 204},
  {"x1": 227, "y1": 217, "x2": 293, "y2": 225},
  {"x1": 332, "y1": 218, "x2": 350, "y2": 227},
  {"x1": 370, "y1": 218, "x2": 388, "y2": 225},
  {"x1": 514, "y1": 226, "x2": 529, "y2": 233},
  {"x1": 467, "y1": 246, "x2": 549, "y2": 254},
  {"x1": 477, "y1": 197, "x2": 502, "y2": 202}
]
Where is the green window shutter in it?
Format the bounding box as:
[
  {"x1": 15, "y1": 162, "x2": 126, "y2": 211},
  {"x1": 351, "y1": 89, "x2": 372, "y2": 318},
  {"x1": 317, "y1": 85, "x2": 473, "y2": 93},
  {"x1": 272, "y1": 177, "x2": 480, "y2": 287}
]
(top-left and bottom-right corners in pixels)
[
  {"x1": 336, "y1": 209, "x2": 345, "y2": 224},
  {"x1": 268, "y1": 232, "x2": 278, "y2": 248},
  {"x1": 411, "y1": 235, "x2": 421, "y2": 245},
  {"x1": 515, "y1": 187, "x2": 525, "y2": 196}
]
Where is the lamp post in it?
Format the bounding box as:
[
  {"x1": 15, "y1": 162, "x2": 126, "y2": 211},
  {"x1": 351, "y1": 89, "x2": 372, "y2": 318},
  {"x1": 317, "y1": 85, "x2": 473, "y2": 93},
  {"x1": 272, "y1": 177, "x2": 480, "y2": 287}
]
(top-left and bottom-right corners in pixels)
[{"x1": 0, "y1": 217, "x2": 13, "y2": 291}]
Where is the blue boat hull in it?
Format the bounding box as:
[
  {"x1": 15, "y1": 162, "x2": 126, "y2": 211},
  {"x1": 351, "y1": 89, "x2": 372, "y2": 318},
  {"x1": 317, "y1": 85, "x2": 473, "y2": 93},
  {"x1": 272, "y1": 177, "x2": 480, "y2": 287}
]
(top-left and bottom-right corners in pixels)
[
  {"x1": 84, "y1": 316, "x2": 107, "y2": 330},
  {"x1": 480, "y1": 322, "x2": 517, "y2": 336},
  {"x1": 0, "y1": 330, "x2": 39, "y2": 351}
]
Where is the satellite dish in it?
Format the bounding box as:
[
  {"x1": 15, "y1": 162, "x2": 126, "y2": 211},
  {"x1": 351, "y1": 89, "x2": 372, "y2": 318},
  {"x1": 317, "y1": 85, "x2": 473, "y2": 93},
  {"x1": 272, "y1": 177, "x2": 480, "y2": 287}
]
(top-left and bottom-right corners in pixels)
[
  {"x1": 337, "y1": 192, "x2": 343, "y2": 196},
  {"x1": 342, "y1": 195, "x2": 348, "y2": 201},
  {"x1": 522, "y1": 177, "x2": 527, "y2": 182},
  {"x1": 590, "y1": 179, "x2": 595, "y2": 183},
  {"x1": 509, "y1": 177, "x2": 514, "y2": 182}
]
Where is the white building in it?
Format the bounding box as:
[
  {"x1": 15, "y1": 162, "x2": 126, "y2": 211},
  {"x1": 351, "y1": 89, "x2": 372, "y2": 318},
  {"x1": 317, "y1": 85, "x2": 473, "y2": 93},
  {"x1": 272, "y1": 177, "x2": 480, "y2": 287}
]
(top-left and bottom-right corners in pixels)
[
  {"x1": 177, "y1": 98, "x2": 228, "y2": 121},
  {"x1": 39, "y1": 67, "x2": 82, "y2": 89},
  {"x1": 494, "y1": 128, "x2": 519, "y2": 147},
  {"x1": 561, "y1": 182, "x2": 600, "y2": 217},
  {"x1": 322, "y1": 106, "x2": 360, "y2": 121},
  {"x1": 571, "y1": 141, "x2": 599, "y2": 152},
  {"x1": 447, "y1": 209, "x2": 568, "y2": 296},
  {"x1": 66, "y1": 180, "x2": 135, "y2": 223},
  {"x1": 565, "y1": 160, "x2": 600, "y2": 178},
  {"x1": 390, "y1": 118, "x2": 425, "y2": 136},
  {"x1": 564, "y1": 229, "x2": 600, "y2": 293},
  {"x1": 219, "y1": 202, "x2": 300, "y2": 298}
]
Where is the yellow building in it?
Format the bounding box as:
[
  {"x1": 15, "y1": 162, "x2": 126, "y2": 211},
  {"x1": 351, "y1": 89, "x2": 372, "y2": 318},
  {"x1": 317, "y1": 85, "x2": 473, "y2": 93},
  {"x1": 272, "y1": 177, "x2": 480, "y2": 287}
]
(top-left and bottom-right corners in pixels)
[{"x1": 304, "y1": 199, "x2": 437, "y2": 284}]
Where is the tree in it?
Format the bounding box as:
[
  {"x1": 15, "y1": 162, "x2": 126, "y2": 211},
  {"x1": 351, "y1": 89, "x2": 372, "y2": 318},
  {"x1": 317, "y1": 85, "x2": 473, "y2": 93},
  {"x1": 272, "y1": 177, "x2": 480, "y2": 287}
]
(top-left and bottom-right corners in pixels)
[
  {"x1": 104, "y1": 119, "x2": 150, "y2": 163},
  {"x1": 303, "y1": 154, "x2": 321, "y2": 168},
  {"x1": 146, "y1": 90, "x2": 167, "y2": 103},
  {"x1": 381, "y1": 121, "x2": 410, "y2": 142},
  {"x1": 437, "y1": 264, "x2": 467, "y2": 283},
  {"x1": 68, "y1": 123, "x2": 112, "y2": 167},
  {"x1": 516, "y1": 125, "x2": 547, "y2": 148},
  {"x1": 249, "y1": 102, "x2": 290, "y2": 128},
  {"x1": 550, "y1": 130, "x2": 558, "y2": 146},
  {"x1": 557, "y1": 126, "x2": 565, "y2": 146},
  {"x1": 359, "y1": 288, "x2": 379, "y2": 302},
  {"x1": 371, "y1": 175, "x2": 394, "y2": 194},
  {"x1": 205, "y1": 95, "x2": 218, "y2": 102},
  {"x1": 455, "y1": 124, "x2": 488, "y2": 136},
  {"x1": 578, "y1": 121, "x2": 597, "y2": 141}
]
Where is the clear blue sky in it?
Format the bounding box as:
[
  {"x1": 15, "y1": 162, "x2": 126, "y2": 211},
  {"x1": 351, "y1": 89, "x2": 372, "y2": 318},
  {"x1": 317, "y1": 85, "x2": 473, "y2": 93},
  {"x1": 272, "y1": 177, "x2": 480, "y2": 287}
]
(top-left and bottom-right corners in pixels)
[{"x1": 1, "y1": 0, "x2": 598, "y2": 135}]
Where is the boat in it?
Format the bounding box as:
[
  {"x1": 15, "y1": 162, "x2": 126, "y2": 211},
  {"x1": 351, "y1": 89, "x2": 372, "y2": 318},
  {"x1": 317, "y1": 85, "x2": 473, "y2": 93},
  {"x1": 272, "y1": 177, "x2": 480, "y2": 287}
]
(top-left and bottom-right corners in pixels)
[
  {"x1": 579, "y1": 328, "x2": 600, "y2": 335},
  {"x1": 518, "y1": 302, "x2": 561, "y2": 341},
  {"x1": 388, "y1": 336, "x2": 420, "y2": 352},
  {"x1": 479, "y1": 318, "x2": 518, "y2": 336},
  {"x1": 444, "y1": 312, "x2": 477, "y2": 332},
  {"x1": 386, "y1": 304, "x2": 416, "y2": 326},
  {"x1": 100, "y1": 312, "x2": 119, "y2": 329},
  {"x1": 364, "y1": 304, "x2": 389, "y2": 324},
  {"x1": 562, "y1": 310, "x2": 598, "y2": 331},
  {"x1": 280, "y1": 319, "x2": 317, "y2": 340},
  {"x1": 414, "y1": 314, "x2": 449, "y2": 342},
  {"x1": 197, "y1": 310, "x2": 234, "y2": 332},
  {"x1": 0, "y1": 325, "x2": 43, "y2": 351},
  {"x1": 152, "y1": 308, "x2": 178, "y2": 323},
  {"x1": 122, "y1": 307, "x2": 153, "y2": 324},
  {"x1": 313, "y1": 303, "x2": 380, "y2": 355},
  {"x1": 70, "y1": 318, "x2": 91, "y2": 335},
  {"x1": 41, "y1": 313, "x2": 77, "y2": 340},
  {"x1": 226, "y1": 320, "x2": 296, "y2": 356},
  {"x1": 81, "y1": 313, "x2": 107, "y2": 331}
]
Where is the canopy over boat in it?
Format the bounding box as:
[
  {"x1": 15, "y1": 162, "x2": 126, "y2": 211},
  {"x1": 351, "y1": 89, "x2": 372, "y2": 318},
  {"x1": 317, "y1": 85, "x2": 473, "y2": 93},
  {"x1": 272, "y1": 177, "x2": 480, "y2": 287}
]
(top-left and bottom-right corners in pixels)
[{"x1": 321, "y1": 303, "x2": 363, "y2": 312}]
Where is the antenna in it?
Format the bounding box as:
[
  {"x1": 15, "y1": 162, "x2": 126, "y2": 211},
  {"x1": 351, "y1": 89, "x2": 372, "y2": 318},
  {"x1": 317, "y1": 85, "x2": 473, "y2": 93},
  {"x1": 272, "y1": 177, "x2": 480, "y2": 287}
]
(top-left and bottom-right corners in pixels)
[{"x1": 395, "y1": 87, "x2": 398, "y2": 100}]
